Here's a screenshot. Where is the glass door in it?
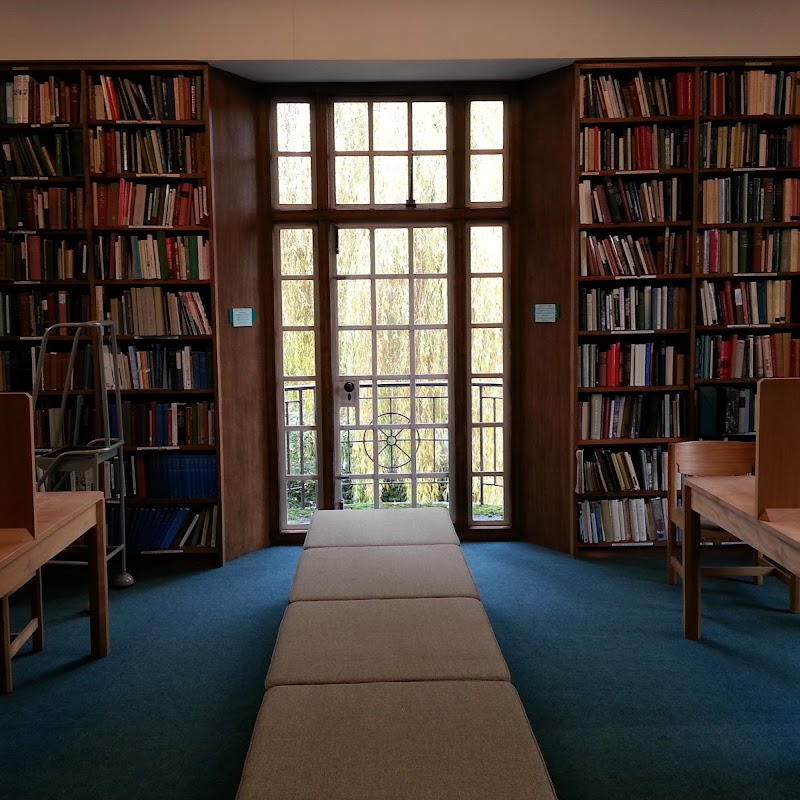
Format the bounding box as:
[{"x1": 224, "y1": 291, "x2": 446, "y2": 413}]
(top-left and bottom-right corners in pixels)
[{"x1": 332, "y1": 225, "x2": 451, "y2": 511}]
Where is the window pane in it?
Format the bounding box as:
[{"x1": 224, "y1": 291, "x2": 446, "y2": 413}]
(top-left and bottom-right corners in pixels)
[
  {"x1": 412, "y1": 227, "x2": 448, "y2": 274},
  {"x1": 471, "y1": 277, "x2": 503, "y2": 324},
  {"x1": 342, "y1": 477, "x2": 375, "y2": 508},
  {"x1": 412, "y1": 102, "x2": 447, "y2": 150},
  {"x1": 417, "y1": 426, "x2": 448, "y2": 473},
  {"x1": 470, "y1": 226, "x2": 503, "y2": 273},
  {"x1": 472, "y1": 382, "x2": 503, "y2": 424},
  {"x1": 414, "y1": 278, "x2": 448, "y2": 325},
  {"x1": 340, "y1": 430, "x2": 374, "y2": 476},
  {"x1": 279, "y1": 228, "x2": 314, "y2": 276},
  {"x1": 413, "y1": 155, "x2": 447, "y2": 204},
  {"x1": 472, "y1": 476, "x2": 504, "y2": 520},
  {"x1": 374, "y1": 155, "x2": 409, "y2": 205},
  {"x1": 276, "y1": 103, "x2": 311, "y2": 152},
  {"x1": 283, "y1": 331, "x2": 316, "y2": 377},
  {"x1": 415, "y1": 328, "x2": 448, "y2": 376},
  {"x1": 380, "y1": 477, "x2": 412, "y2": 508},
  {"x1": 278, "y1": 157, "x2": 312, "y2": 205},
  {"x1": 377, "y1": 329, "x2": 410, "y2": 375},
  {"x1": 472, "y1": 426, "x2": 503, "y2": 473},
  {"x1": 376, "y1": 278, "x2": 410, "y2": 326},
  {"x1": 377, "y1": 381, "x2": 410, "y2": 419},
  {"x1": 374, "y1": 102, "x2": 408, "y2": 150},
  {"x1": 339, "y1": 330, "x2": 373, "y2": 375},
  {"x1": 470, "y1": 100, "x2": 504, "y2": 149},
  {"x1": 337, "y1": 228, "x2": 371, "y2": 275},
  {"x1": 470, "y1": 154, "x2": 504, "y2": 203},
  {"x1": 415, "y1": 381, "x2": 448, "y2": 424},
  {"x1": 334, "y1": 102, "x2": 369, "y2": 151},
  {"x1": 338, "y1": 279, "x2": 372, "y2": 326},
  {"x1": 335, "y1": 156, "x2": 370, "y2": 204},
  {"x1": 282, "y1": 279, "x2": 315, "y2": 327},
  {"x1": 375, "y1": 228, "x2": 409, "y2": 274},
  {"x1": 284, "y1": 381, "x2": 316, "y2": 426},
  {"x1": 286, "y1": 430, "x2": 317, "y2": 475},
  {"x1": 471, "y1": 328, "x2": 503, "y2": 374},
  {"x1": 286, "y1": 480, "x2": 317, "y2": 525},
  {"x1": 417, "y1": 477, "x2": 449, "y2": 507}
]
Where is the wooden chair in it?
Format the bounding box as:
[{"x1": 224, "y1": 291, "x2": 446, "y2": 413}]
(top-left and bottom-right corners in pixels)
[
  {"x1": 0, "y1": 394, "x2": 44, "y2": 693},
  {"x1": 666, "y1": 440, "x2": 800, "y2": 613}
]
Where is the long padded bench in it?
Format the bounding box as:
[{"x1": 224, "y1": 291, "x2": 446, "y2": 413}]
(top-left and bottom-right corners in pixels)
[{"x1": 237, "y1": 508, "x2": 557, "y2": 799}]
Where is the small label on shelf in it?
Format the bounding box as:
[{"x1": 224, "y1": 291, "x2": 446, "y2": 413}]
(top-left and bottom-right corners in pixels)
[
  {"x1": 532, "y1": 303, "x2": 559, "y2": 323},
  {"x1": 229, "y1": 308, "x2": 255, "y2": 327},
  {"x1": 733, "y1": 167, "x2": 774, "y2": 172}
]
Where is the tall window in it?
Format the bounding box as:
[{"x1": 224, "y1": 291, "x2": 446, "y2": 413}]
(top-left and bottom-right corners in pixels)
[{"x1": 271, "y1": 90, "x2": 510, "y2": 532}]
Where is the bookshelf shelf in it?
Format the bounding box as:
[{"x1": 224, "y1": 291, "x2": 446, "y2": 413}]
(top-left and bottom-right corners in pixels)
[
  {"x1": 694, "y1": 378, "x2": 760, "y2": 385},
  {"x1": 697, "y1": 222, "x2": 800, "y2": 230},
  {"x1": 699, "y1": 114, "x2": 800, "y2": 122},
  {"x1": 577, "y1": 540, "x2": 666, "y2": 549},
  {"x1": 579, "y1": 221, "x2": 692, "y2": 230},
  {"x1": 696, "y1": 323, "x2": 800, "y2": 332},
  {"x1": 577, "y1": 385, "x2": 689, "y2": 393},
  {"x1": 577, "y1": 274, "x2": 691, "y2": 283},
  {"x1": 0, "y1": 176, "x2": 84, "y2": 184},
  {"x1": 578, "y1": 329, "x2": 690, "y2": 336},
  {"x1": 580, "y1": 169, "x2": 693, "y2": 177},
  {"x1": 91, "y1": 173, "x2": 205, "y2": 181},
  {"x1": 694, "y1": 272, "x2": 800, "y2": 280},
  {"x1": 116, "y1": 497, "x2": 218, "y2": 506},
  {"x1": 93, "y1": 226, "x2": 209, "y2": 233},
  {"x1": 0, "y1": 124, "x2": 82, "y2": 131},
  {"x1": 580, "y1": 116, "x2": 694, "y2": 125},
  {"x1": 124, "y1": 445, "x2": 216, "y2": 453},
  {"x1": 577, "y1": 438, "x2": 687, "y2": 446},
  {"x1": 97, "y1": 280, "x2": 213, "y2": 287},
  {"x1": 577, "y1": 490, "x2": 668, "y2": 499},
  {"x1": 88, "y1": 120, "x2": 206, "y2": 128}
]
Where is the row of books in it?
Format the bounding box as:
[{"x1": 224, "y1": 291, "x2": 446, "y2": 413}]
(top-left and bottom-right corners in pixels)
[
  {"x1": 102, "y1": 344, "x2": 212, "y2": 390},
  {"x1": 109, "y1": 401, "x2": 216, "y2": 447},
  {"x1": 579, "y1": 177, "x2": 686, "y2": 224},
  {"x1": 1, "y1": 76, "x2": 81, "y2": 125},
  {"x1": 95, "y1": 233, "x2": 211, "y2": 281},
  {"x1": 31, "y1": 401, "x2": 93, "y2": 450},
  {"x1": 578, "y1": 342, "x2": 686, "y2": 388},
  {"x1": 0, "y1": 132, "x2": 84, "y2": 177},
  {"x1": 699, "y1": 123, "x2": 800, "y2": 169},
  {"x1": 0, "y1": 237, "x2": 88, "y2": 281},
  {"x1": 579, "y1": 230, "x2": 689, "y2": 277},
  {"x1": 578, "y1": 497, "x2": 667, "y2": 544},
  {"x1": 695, "y1": 333, "x2": 800, "y2": 379},
  {"x1": 92, "y1": 74, "x2": 203, "y2": 122},
  {"x1": 697, "y1": 387, "x2": 755, "y2": 437},
  {"x1": 125, "y1": 453, "x2": 217, "y2": 499},
  {"x1": 701, "y1": 69, "x2": 800, "y2": 117},
  {"x1": 89, "y1": 127, "x2": 205, "y2": 175},
  {"x1": 0, "y1": 290, "x2": 87, "y2": 336},
  {"x1": 697, "y1": 279, "x2": 791, "y2": 326},
  {"x1": 698, "y1": 228, "x2": 800, "y2": 274},
  {"x1": 107, "y1": 505, "x2": 218, "y2": 552},
  {"x1": 699, "y1": 176, "x2": 800, "y2": 223},
  {"x1": 580, "y1": 71, "x2": 694, "y2": 119},
  {"x1": 579, "y1": 285, "x2": 688, "y2": 332},
  {"x1": 578, "y1": 393, "x2": 683, "y2": 440},
  {"x1": 104, "y1": 288, "x2": 211, "y2": 336},
  {"x1": 576, "y1": 446, "x2": 669, "y2": 493},
  {"x1": 579, "y1": 125, "x2": 692, "y2": 172},
  {"x1": 0, "y1": 186, "x2": 85, "y2": 230},
  {"x1": 92, "y1": 180, "x2": 208, "y2": 227}
]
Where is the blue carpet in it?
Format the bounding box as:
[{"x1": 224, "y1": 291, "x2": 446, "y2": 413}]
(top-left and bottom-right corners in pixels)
[{"x1": 1, "y1": 542, "x2": 799, "y2": 799}]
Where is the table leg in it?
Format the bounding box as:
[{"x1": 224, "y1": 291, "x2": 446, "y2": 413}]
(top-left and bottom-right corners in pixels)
[
  {"x1": 87, "y1": 499, "x2": 109, "y2": 657},
  {"x1": 682, "y1": 485, "x2": 701, "y2": 640},
  {"x1": 1, "y1": 594, "x2": 11, "y2": 693}
]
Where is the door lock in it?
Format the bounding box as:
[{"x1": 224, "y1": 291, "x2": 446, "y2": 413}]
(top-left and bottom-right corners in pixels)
[{"x1": 339, "y1": 379, "x2": 358, "y2": 408}]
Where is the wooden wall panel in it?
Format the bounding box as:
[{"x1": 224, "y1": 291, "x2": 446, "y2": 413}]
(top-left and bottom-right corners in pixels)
[
  {"x1": 208, "y1": 68, "x2": 274, "y2": 560},
  {"x1": 511, "y1": 67, "x2": 577, "y2": 552}
]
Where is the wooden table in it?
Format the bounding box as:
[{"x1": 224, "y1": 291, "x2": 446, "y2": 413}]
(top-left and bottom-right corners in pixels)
[
  {"x1": 1, "y1": 492, "x2": 108, "y2": 687},
  {"x1": 683, "y1": 475, "x2": 800, "y2": 639}
]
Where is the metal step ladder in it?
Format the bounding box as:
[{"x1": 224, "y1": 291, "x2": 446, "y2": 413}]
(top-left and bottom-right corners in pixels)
[{"x1": 32, "y1": 320, "x2": 133, "y2": 588}]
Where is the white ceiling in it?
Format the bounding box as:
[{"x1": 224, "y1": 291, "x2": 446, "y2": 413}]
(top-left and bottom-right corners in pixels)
[{"x1": 210, "y1": 59, "x2": 573, "y2": 83}]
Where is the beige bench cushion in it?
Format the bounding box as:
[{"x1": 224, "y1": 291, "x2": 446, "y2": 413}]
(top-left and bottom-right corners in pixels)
[
  {"x1": 289, "y1": 544, "x2": 479, "y2": 602},
  {"x1": 304, "y1": 508, "x2": 458, "y2": 548},
  {"x1": 265, "y1": 597, "x2": 509, "y2": 688},
  {"x1": 237, "y1": 681, "x2": 557, "y2": 800}
]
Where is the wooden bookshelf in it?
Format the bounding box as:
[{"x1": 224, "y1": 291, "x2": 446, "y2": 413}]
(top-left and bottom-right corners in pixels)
[
  {"x1": 1, "y1": 62, "x2": 267, "y2": 563},
  {"x1": 523, "y1": 59, "x2": 800, "y2": 555}
]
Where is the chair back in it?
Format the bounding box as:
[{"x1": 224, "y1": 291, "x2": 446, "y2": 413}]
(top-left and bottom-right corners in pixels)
[
  {"x1": 756, "y1": 378, "x2": 800, "y2": 519},
  {"x1": 668, "y1": 441, "x2": 755, "y2": 518},
  {"x1": 0, "y1": 393, "x2": 37, "y2": 535}
]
